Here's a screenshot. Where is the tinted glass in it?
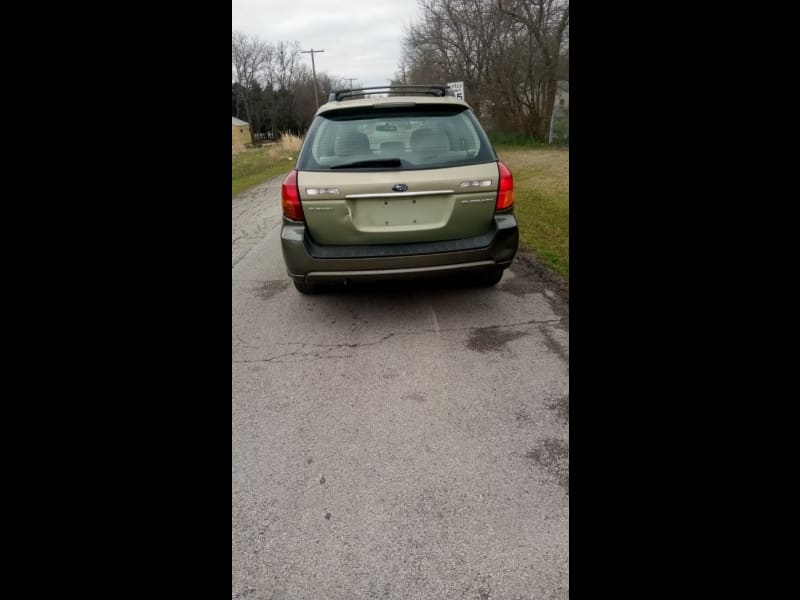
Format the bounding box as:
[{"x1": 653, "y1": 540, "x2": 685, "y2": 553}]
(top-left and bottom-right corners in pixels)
[{"x1": 297, "y1": 105, "x2": 497, "y2": 171}]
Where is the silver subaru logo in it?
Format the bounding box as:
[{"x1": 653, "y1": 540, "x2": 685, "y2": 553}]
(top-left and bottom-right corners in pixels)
[{"x1": 392, "y1": 184, "x2": 408, "y2": 192}]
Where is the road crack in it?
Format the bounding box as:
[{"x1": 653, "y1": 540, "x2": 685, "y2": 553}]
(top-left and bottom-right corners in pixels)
[{"x1": 231, "y1": 318, "x2": 564, "y2": 363}]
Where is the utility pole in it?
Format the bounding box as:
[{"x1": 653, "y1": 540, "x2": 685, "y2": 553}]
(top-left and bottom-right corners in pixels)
[
  {"x1": 301, "y1": 48, "x2": 325, "y2": 108},
  {"x1": 345, "y1": 78, "x2": 357, "y2": 88}
]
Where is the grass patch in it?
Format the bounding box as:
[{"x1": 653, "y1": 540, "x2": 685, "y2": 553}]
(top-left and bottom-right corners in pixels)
[
  {"x1": 495, "y1": 145, "x2": 569, "y2": 278},
  {"x1": 232, "y1": 133, "x2": 303, "y2": 197},
  {"x1": 489, "y1": 131, "x2": 569, "y2": 149}
]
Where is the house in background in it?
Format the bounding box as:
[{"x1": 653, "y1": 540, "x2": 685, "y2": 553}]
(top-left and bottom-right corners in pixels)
[
  {"x1": 232, "y1": 117, "x2": 252, "y2": 152},
  {"x1": 555, "y1": 80, "x2": 569, "y2": 111}
]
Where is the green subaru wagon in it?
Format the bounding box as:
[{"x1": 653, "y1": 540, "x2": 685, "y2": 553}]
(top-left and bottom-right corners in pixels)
[{"x1": 280, "y1": 85, "x2": 518, "y2": 293}]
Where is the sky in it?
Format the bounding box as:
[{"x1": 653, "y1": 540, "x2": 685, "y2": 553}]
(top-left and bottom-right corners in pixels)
[{"x1": 232, "y1": 0, "x2": 422, "y2": 88}]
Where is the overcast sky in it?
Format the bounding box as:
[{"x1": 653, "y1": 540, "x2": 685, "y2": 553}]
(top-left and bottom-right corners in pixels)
[{"x1": 232, "y1": 0, "x2": 422, "y2": 88}]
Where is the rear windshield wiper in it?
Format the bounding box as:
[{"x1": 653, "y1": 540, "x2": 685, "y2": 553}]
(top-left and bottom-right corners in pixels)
[{"x1": 330, "y1": 158, "x2": 402, "y2": 169}]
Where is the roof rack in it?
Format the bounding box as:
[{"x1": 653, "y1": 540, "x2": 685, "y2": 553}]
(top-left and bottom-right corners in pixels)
[{"x1": 328, "y1": 84, "x2": 454, "y2": 102}]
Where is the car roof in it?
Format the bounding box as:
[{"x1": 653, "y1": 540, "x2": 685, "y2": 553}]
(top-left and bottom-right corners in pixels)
[
  {"x1": 316, "y1": 94, "x2": 469, "y2": 117},
  {"x1": 317, "y1": 85, "x2": 470, "y2": 116}
]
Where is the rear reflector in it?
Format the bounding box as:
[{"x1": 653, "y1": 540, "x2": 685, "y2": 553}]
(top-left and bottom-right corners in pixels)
[
  {"x1": 281, "y1": 169, "x2": 304, "y2": 221},
  {"x1": 496, "y1": 162, "x2": 514, "y2": 211}
]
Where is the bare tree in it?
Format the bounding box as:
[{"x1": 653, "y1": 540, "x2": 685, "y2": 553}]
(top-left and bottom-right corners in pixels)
[
  {"x1": 499, "y1": 0, "x2": 569, "y2": 138},
  {"x1": 400, "y1": 0, "x2": 568, "y2": 140},
  {"x1": 403, "y1": 0, "x2": 517, "y2": 124},
  {"x1": 232, "y1": 33, "x2": 344, "y2": 137},
  {"x1": 266, "y1": 41, "x2": 303, "y2": 138},
  {"x1": 274, "y1": 41, "x2": 301, "y2": 89},
  {"x1": 232, "y1": 31, "x2": 273, "y2": 132}
]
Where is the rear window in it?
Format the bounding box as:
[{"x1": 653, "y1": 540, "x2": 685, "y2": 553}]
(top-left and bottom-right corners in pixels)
[{"x1": 296, "y1": 105, "x2": 496, "y2": 171}]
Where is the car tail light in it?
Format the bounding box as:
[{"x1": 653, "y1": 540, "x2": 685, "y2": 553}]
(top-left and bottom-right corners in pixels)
[
  {"x1": 496, "y1": 161, "x2": 514, "y2": 211},
  {"x1": 281, "y1": 169, "x2": 304, "y2": 221}
]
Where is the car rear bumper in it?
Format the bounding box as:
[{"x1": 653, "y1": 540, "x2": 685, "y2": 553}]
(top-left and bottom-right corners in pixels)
[{"x1": 281, "y1": 213, "x2": 518, "y2": 283}]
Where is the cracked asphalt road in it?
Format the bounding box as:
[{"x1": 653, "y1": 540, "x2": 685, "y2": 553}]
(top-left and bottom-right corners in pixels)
[{"x1": 232, "y1": 176, "x2": 569, "y2": 599}]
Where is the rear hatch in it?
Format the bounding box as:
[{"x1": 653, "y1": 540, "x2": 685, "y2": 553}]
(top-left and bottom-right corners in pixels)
[{"x1": 295, "y1": 103, "x2": 500, "y2": 245}]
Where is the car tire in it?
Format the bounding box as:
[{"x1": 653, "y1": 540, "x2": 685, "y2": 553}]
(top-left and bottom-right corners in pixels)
[{"x1": 293, "y1": 279, "x2": 318, "y2": 294}]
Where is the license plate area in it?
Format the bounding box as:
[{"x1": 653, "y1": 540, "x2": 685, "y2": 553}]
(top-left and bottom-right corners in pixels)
[{"x1": 349, "y1": 196, "x2": 450, "y2": 231}]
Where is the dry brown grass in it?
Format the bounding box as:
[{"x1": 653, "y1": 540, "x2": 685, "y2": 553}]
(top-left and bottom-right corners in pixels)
[
  {"x1": 267, "y1": 132, "x2": 303, "y2": 161},
  {"x1": 232, "y1": 133, "x2": 305, "y2": 197}
]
